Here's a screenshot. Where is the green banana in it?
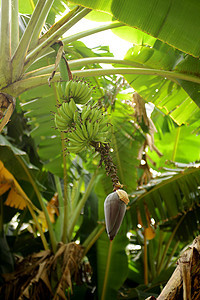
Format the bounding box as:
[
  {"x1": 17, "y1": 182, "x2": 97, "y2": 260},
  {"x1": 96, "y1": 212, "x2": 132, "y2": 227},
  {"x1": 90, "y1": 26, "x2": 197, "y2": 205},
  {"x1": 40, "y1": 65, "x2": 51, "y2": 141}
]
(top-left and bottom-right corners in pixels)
[
  {"x1": 73, "y1": 109, "x2": 81, "y2": 124},
  {"x1": 79, "y1": 88, "x2": 92, "y2": 103},
  {"x1": 91, "y1": 121, "x2": 100, "y2": 139},
  {"x1": 64, "y1": 80, "x2": 92, "y2": 104},
  {"x1": 58, "y1": 105, "x2": 72, "y2": 124},
  {"x1": 68, "y1": 130, "x2": 84, "y2": 144},
  {"x1": 87, "y1": 108, "x2": 95, "y2": 123},
  {"x1": 69, "y1": 98, "x2": 77, "y2": 114},
  {"x1": 81, "y1": 123, "x2": 89, "y2": 139},
  {"x1": 62, "y1": 102, "x2": 73, "y2": 119},
  {"x1": 81, "y1": 105, "x2": 91, "y2": 123},
  {"x1": 66, "y1": 144, "x2": 86, "y2": 153},
  {"x1": 55, "y1": 112, "x2": 65, "y2": 123},
  {"x1": 86, "y1": 119, "x2": 94, "y2": 139},
  {"x1": 75, "y1": 122, "x2": 87, "y2": 141},
  {"x1": 74, "y1": 81, "x2": 83, "y2": 98},
  {"x1": 57, "y1": 82, "x2": 65, "y2": 99},
  {"x1": 65, "y1": 81, "x2": 71, "y2": 98},
  {"x1": 55, "y1": 116, "x2": 67, "y2": 130},
  {"x1": 80, "y1": 105, "x2": 88, "y2": 121},
  {"x1": 99, "y1": 118, "x2": 109, "y2": 130},
  {"x1": 55, "y1": 123, "x2": 67, "y2": 131},
  {"x1": 93, "y1": 132, "x2": 108, "y2": 143},
  {"x1": 91, "y1": 109, "x2": 103, "y2": 124},
  {"x1": 70, "y1": 81, "x2": 77, "y2": 97}
]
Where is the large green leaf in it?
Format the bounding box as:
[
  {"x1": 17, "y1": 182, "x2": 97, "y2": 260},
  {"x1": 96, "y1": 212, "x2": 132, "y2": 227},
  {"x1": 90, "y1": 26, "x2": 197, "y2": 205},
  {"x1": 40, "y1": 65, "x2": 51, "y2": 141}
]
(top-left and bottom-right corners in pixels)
[
  {"x1": 69, "y1": 0, "x2": 200, "y2": 57},
  {"x1": 148, "y1": 125, "x2": 200, "y2": 169},
  {"x1": 18, "y1": 0, "x2": 33, "y2": 14},
  {"x1": 112, "y1": 25, "x2": 156, "y2": 46},
  {"x1": 108, "y1": 102, "x2": 143, "y2": 193},
  {"x1": 159, "y1": 205, "x2": 200, "y2": 242},
  {"x1": 0, "y1": 135, "x2": 39, "y2": 181},
  {"x1": 20, "y1": 84, "x2": 64, "y2": 176},
  {"x1": 122, "y1": 43, "x2": 200, "y2": 126},
  {"x1": 97, "y1": 231, "x2": 128, "y2": 300},
  {"x1": 174, "y1": 55, "x2": 200, "y2": 110},
  {"x1": 130, "y1": 166, "x2": 200, "y2": 227},
  {"x1": 18, "y1": 0, "x2": 66, "y2": 17}
]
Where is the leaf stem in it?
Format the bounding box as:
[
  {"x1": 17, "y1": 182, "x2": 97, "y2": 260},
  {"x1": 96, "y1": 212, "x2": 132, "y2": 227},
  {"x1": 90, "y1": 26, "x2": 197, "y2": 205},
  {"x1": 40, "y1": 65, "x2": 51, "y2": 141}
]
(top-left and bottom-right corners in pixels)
[
  {"x1": 22, "y1": 58, "x2": 144, "y2": 79},
  {"x1": 24, "y1": 8, "x2": 91, "y2": 71},
  {"x1": 101, "y1": 241, "x2": 113, "y2": 300},
  {"x1": 157, "y1": 214, "x2": 185, "y2": 274},
  {"x1": 6, "y1": 67, "x2": 200, "y2": 97},
  {"x1": 29, "y1": 0, "x2": 55, "y2": 49},
  {"x1": 0, "y1": 0, "x2": 11, "y2": 84},
  {"x1": 144, "y1": 229, "x2": 148, "y2": 284},
  {"x1": 12, "y1": 0, "x2": 46, "y2": 81},
  {"x1": 82, "y1": 223, "x2": 106, "y2": 256},
  {"x1": 61, "y1": 132, "x2": 69, "y2": 243},
  {"x1": 15, "y1": 154, "x2": 57, "y2": 253},
  {"x1": 26, "y1": 201, "x2": 49, "y2": 250},
  {"x1": 164, "y1": 240, "x2": 179, "y2": 270},
  {"x1": 68, "y1": 170, "x2": 98, "y2": 241},
  {"x1": 53, "y1": 85, "x2": 69, "y2": 244},
  {"x1": 38, "y1": 6, "x2": 81, "y2": 44},
  {"x1": 11, "y1": 0, "x2": 19, "y2": 56},
  {"x1": 71, "y1": 68, "x2": 200, "y2": 85},
  {"x1": 54, "y1": 175, "x2": 64, "y2": 241},
  {"x1": 62, "y1": 21, "x2": 124, "y2": 45}
]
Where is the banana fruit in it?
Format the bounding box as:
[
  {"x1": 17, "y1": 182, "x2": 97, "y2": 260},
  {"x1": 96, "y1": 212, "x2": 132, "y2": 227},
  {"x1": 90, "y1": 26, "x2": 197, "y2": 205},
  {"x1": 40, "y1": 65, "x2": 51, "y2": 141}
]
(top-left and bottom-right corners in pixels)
[
  {"x1": 80, "y1": 103, "x2": 110, "y2": 143},
  {"x1": 64, "y1": 103, "x2": 110, "y2": 153},
  {"x1": 64, "y1": 80, "x2": 92, "y2": 104},
  {"x1": 54, "y1": 99, "x2": 77, "y2": 131},
  {"x1": 55, "y1": 79, "x2": 111, "y2": 154}
]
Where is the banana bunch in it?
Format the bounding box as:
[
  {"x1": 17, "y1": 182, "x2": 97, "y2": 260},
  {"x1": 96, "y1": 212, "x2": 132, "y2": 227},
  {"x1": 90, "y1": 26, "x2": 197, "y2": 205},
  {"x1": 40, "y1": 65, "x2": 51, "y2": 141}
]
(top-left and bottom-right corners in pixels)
[
  {"x1": 55, "y1": 78, "x2": 110, "y2": 153},
  {"x1": 54, "y1": 99, "x2": 77, "y2": 131},
  {"x1": 65, "y1": 80, "x2": 92, "y2": 104},
  {"x1": 80, "y1": 104, "x2": 110, "y2": 143},
  {"x1": 65, "y1": 103, "x2": 110, "y2": 153},
  {"x1": 66, "y1": 128, "x2": 88, "y2": 153},
  {"x1": 57, "y1": 80, "x2": 92, "y2": 104}
]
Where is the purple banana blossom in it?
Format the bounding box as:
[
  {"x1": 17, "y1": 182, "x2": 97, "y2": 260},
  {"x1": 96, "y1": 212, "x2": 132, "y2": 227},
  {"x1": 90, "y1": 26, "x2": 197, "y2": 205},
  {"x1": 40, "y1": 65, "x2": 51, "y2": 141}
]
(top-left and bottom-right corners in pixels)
[{"x1": 104, "y1": 189, "x2": 129, "y2": 240}]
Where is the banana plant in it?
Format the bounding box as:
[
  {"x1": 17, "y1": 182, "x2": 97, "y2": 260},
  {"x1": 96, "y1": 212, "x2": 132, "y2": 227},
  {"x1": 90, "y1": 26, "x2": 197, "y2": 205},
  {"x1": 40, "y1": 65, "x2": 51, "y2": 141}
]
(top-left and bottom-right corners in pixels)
[
  {"x1": 1, "y1": 1, "x2": 200, "y2": 299},
  {"x1": 1, "y1": 0, "x2": 200, "y2": 132}
]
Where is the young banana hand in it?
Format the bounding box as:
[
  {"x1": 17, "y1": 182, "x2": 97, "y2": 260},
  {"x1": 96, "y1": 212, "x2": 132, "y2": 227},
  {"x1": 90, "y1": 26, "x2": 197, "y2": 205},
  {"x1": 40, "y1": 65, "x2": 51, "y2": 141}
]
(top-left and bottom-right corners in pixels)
[{"x1": 64, "y1": 80, "x2": 92, "y2": 104}]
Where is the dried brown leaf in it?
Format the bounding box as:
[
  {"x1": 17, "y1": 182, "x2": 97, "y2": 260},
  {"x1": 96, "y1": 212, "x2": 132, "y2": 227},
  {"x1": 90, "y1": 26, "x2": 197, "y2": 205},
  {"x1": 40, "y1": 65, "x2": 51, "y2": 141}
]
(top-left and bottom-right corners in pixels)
[{"x1": 133, "y1": 92, "x2": 149, "y2": 127}]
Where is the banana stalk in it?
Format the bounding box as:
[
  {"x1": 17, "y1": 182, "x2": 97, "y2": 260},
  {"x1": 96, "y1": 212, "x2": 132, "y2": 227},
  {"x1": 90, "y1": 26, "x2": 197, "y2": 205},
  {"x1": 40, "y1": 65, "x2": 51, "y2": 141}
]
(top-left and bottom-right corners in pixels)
[
  {"x1": 29, "y1": 0, "x2": 56, "y2": 49},
  {"x1": 0, "y1": 0, "x2": 11, "y2": 86},
  {"x1": 24, "y1": 8, "x2": 91, "y2": 72},
  {"x1": 12, "y1": 0, "x2": 46, "y2": 81},
  {"x1": 67, "y1": 170, "x2": 98, "y2": 241},
  {"x1": 11, "y1": 0, "x2": 19, "y2": 56}
]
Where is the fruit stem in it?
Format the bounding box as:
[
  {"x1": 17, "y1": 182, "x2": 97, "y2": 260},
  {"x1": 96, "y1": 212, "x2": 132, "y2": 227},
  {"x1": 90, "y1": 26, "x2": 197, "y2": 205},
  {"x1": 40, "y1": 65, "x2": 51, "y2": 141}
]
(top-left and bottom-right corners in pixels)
[{"x1": 90, "y1": 141, "x2": 122, "y2": 190}]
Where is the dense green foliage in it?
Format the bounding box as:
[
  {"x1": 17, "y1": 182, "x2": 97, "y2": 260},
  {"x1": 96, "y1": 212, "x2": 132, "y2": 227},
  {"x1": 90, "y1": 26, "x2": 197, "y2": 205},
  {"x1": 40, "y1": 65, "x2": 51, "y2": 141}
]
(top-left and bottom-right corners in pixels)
[{"x1": 0, "y1": 1, "x2": 200, "y2": 299}]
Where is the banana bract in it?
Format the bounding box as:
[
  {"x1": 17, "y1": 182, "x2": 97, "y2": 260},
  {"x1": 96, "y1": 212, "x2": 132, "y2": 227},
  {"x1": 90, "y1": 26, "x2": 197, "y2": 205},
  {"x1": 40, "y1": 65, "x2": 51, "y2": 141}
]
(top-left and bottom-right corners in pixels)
[{"x1": 104, "y1": 189, "x2": 129, "y2": 240}]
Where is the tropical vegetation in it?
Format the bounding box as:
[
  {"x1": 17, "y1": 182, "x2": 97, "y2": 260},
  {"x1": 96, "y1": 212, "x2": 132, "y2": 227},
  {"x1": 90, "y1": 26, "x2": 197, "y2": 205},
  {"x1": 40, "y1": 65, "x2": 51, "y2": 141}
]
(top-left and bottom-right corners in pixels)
[{"x1": 0, "y1": 0, "x2": 200, "y2": 299}]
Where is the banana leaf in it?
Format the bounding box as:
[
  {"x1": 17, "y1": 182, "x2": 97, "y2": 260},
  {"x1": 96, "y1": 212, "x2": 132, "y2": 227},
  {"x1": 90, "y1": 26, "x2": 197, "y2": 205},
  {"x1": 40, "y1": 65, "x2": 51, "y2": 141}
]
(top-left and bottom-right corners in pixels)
[{"x1": 68, "y1": 0, "x2": 200, "y2": 57}]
